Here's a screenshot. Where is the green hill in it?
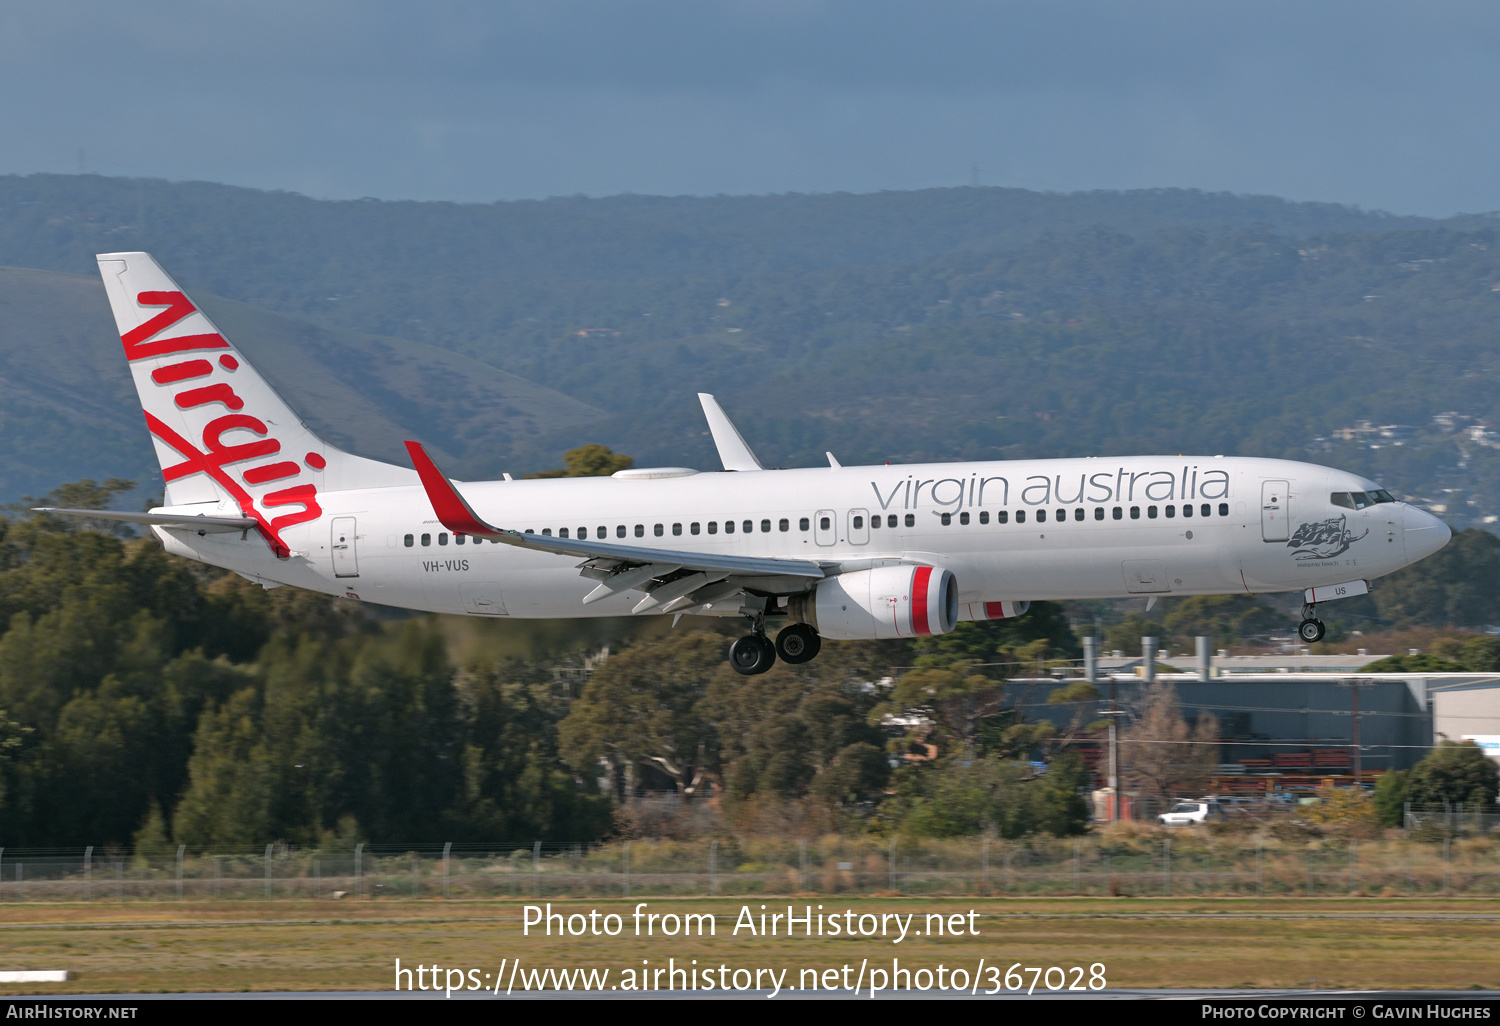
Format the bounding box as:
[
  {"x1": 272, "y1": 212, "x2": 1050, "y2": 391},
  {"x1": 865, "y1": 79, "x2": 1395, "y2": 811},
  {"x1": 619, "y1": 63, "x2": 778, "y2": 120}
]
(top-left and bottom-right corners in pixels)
[
  {"x1": 0, "y1": 266, "x2": 603, "y2": 500},
  {"x1": 4, "y1": 174, "x2": 1500, "y2": 530}
]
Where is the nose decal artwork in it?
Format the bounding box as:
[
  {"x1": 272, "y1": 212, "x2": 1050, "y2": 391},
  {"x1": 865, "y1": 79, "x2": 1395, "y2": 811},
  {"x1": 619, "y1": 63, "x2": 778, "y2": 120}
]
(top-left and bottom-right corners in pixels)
[{"x1": 1288, "y1": 514, "x2": 1368, "y2": 561}]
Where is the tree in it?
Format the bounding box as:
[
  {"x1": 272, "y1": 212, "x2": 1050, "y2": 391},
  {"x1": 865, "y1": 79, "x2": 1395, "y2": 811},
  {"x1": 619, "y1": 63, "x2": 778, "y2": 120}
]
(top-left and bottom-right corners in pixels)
[
  {"x1": 1370, "y1": 530, "x2": 1500, "y2": 628},
  {"x1": 1161, "y1": 596, "x2": 1281, "y2": 648},
  {"x1": 895, "y1": 752, "x2": 1090, "y2": 838},
  {"x1": 558, "y1": 632, "x2": 724, "y2": 797},
  {"x1": 1120, "y1": 681, "x2": 1219, "y2": 805},
  {"x1": 1373, "y1": 769, "x2": 1408, "y2": 828},
  {"x1": 1459, "y1": 637, "x2": 1500, "y2": 673},
  {"x1": 910, "y1": 601, "x2": 1079, "y2": 666},
  {"x1": 525, "y1": 445, "x2": 633, "y2": 479},
  {"x1": 1406, "y1": 741, "x2": 1499, "y2": 809}
]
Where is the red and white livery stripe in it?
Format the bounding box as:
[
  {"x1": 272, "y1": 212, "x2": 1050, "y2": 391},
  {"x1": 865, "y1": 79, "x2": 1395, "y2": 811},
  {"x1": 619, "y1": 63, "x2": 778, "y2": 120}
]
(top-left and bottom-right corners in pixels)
[
  {"x1": 961, "y1": 600, "x2": 1032, "y2": 622},
  {"x1": 803, "y1": 564, "x2": 957, "y2": 640}
]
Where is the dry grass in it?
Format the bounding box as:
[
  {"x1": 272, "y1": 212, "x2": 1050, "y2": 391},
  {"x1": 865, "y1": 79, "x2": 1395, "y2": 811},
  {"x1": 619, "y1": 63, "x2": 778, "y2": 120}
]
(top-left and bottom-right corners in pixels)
[{"x1": 0, "y1": 896, "x2": 1495, "y2": 994}]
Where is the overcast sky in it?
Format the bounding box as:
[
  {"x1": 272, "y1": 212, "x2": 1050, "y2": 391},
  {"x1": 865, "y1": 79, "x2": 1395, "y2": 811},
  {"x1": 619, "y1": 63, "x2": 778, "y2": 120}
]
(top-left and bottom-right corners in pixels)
[{"x1": 3, "y1": 1, "x2": 1499, "y2": 215}]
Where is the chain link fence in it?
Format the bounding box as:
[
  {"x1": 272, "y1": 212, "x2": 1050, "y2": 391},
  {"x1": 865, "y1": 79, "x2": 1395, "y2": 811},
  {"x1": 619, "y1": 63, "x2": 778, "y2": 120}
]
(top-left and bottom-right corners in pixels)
[{"x1": 0, "y1": 834, "x2": 1496, "y2": 901}]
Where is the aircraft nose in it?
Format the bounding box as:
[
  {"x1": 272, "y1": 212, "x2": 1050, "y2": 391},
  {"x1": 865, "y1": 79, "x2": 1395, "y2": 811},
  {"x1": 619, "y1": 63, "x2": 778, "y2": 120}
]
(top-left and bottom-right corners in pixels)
[{"x1": 1401, "y1": 504, "x2": 1451, "y2": 562}]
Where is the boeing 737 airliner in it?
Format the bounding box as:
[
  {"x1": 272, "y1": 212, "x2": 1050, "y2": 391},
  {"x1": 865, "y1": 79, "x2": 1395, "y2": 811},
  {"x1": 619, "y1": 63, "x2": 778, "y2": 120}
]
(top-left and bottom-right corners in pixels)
[{"x1": 44, "y1": 253, "x2": 1452, "y2": 675}]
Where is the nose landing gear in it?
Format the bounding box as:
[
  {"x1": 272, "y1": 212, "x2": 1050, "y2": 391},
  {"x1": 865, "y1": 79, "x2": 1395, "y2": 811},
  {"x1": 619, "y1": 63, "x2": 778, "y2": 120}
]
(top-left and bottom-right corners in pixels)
[{"x1": 1298, "y1": 602, "x2": 1325, "y2": 644}]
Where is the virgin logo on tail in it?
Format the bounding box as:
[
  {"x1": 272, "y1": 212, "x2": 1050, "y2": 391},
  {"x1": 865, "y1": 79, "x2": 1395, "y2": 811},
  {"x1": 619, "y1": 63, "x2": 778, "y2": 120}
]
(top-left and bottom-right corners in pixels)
[{"x1": 125, "y1": 291, "x2": 321, "y2": 558}]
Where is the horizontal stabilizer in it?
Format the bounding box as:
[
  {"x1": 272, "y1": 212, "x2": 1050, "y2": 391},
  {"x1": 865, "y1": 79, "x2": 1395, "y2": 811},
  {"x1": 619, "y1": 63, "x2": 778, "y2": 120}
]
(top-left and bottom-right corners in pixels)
[
  {"x1": 35, "y1": 508, "x2": 256, "y2": 534},
  {"x1": 404, "y1": 441, "x2": 824, "y2": 581}
]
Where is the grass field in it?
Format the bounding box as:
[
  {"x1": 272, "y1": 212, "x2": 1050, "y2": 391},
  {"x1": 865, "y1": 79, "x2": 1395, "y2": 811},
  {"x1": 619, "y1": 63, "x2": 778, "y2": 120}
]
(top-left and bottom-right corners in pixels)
[{"x1": 0, "y1": 897, "x2": 1495, "y2": 995}]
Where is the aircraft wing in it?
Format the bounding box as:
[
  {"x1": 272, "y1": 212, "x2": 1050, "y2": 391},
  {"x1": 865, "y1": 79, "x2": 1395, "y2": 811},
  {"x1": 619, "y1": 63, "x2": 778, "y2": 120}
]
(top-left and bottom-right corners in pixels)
[
  {"x1": 405, "y1": 443, "x2": 825, "y2": 600},
  {"x1": 33, "y1": 508, "x2": 256, "y2": 534}
]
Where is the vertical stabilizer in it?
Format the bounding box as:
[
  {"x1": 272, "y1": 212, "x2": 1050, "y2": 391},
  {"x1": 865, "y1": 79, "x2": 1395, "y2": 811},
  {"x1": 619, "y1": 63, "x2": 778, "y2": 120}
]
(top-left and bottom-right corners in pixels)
[{"x1": 95, "y1": 252, "x2": 414, "y2": 557}]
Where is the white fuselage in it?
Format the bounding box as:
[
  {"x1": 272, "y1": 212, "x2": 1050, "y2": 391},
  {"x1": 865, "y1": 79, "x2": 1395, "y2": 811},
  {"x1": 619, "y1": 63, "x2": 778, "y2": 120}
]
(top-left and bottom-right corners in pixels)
[{"x1": 153, "y1": 454, "x2": 1449, "y2": 619}]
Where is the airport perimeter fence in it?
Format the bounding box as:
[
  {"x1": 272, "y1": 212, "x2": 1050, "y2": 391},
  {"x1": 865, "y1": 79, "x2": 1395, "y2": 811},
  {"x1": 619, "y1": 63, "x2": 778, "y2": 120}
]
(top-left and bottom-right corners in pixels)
[{"x1": 0, "y1": 834, "x2": 1497, "y2": 902}]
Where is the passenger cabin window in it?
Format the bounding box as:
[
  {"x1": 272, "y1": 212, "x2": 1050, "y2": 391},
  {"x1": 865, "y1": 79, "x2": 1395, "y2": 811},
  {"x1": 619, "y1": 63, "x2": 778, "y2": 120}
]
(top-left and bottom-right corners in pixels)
[
  {"x1": 725, "y1": 521, "x2": 735, "y2": 534},
  {"x1": 799, "y1": 517, "x2": 810, "y2": 531},
  {"x1": 1130, "y1": 507, "x2": 1140, "y2": 520},
  {"x1": 1075, "y1": 507, "x2": 1085, "y2": 521},
  {"x1": 541, "y1": 528, "x2": 551, "y2": 536},
  {"x1": 421, "y1": 533, "x2": 431, "y2": 546},
  {"x1": 558, "y1": 528, "x2": 568, "y2": 538},
  {"x1": 870, "y1": 516, "x2": 881, "y2": 529},
  {"x1": 691, "y1": 522, "x2": 701, "y2": 535},
  {"x1": 853, "y1": 515, "x2": 865, "y2": 529},
  {"x1": 744, "y1": 520, "x2": 753, "y2": 533},
  {"x1": 1112, "y1": 507, "x2": 1122, "y2": 520},
  {"x1": 673, "y1": 523, "x2": 682, "y2": 536},
  {"x1": 1182, "y1": 504, "x2": 1192, "y2": 518},
  {"x1": 708, "y1": 522, "x2": 718, "y2": 534},
  {"x1": 979, "y1": 511, "x2": 990, "y2": 524},
  {"x1": 905, "y1": 513, "x2": 916, "y2": 527},
  {"x1": 1147, "y1": 506, "x2": 1158, "y2": 519},
  {"x1": 1200, "y1": 504, "x2": 1210, "y2": 517},
  {"x1": 404, "y1": 534, "x2": 414, "y2": 547},
  {"x1": 578, "y1": 527, "x2": 588, "y2": 539},
  {"x1": 959, "y1": 511, "x2": 969, "y2": 525},
  {"x1": 761, "y1": 519, "x2": 771, "y2": 533},
  {"x1": 1219, "y1": 503, "x2": 1229, "y2": 516},
  {"x1": 1036, "y1": 509, "x2": 1046, "y2": 523},
  {"x1": 940, "y1": 512, "x2": 952, "y2": 525},
  {"x1": 456, "y1": 533, "x2": 466, "y2": 544},
  {"x1": 439, "y1": 533, "x2": 449, "y2": 545},
  {"x1": 996, "y1": 511, "x2": 1008, "y2": 524},
  {"x1": 616, "y1": 525, "x2": 626, "y2": 538},
  {"x1": 820, "y1": 516, "x2": 831, "y2": 531},
  {"x1": 1016, "y1": 510, "x2": 1026, "y2": 524},
  {"x1": 1164, "y1": 505, "x2": 1175, "y2": 519},
  {"x1": 1094, "y1": 507, "x2": 1104, "y2": 520},
  {"x1": 635, "y1": 524, "x2": 644, "y2": 537},
  {"x1": 654, "y1": 524, "x2": 664, "y2": 536},
  {"x1": 598, "y1": 526, "x2": 607, "y2": 538}
]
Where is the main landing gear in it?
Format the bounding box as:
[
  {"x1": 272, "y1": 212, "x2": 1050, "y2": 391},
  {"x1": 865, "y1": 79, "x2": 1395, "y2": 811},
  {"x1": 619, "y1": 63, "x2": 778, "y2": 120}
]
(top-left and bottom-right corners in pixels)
[
  {"x1": 1298, "y1": 602, "x2": 1326, "y2": 644},
  {"x1": 729, "y1": 620, "x2": 822, "y2": 676}
]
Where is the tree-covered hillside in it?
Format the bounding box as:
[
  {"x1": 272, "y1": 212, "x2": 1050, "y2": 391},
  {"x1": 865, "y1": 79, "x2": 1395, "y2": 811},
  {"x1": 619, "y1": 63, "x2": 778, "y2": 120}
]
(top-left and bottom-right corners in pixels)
[{"x1": 4, "y1": 174, "x2": 1500, "y2": 528}]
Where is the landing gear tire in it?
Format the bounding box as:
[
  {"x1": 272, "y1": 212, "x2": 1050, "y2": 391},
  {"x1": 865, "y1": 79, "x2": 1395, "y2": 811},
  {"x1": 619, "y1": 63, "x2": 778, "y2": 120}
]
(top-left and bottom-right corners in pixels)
[
  {"x1": 730, "y1": 634, "x2": 777, "y2": 676},
  {"x1": 775, "y1": 624, "x2": 822, "y2": 664},
  {"x1": 1298, "y1": 618, "x2": 1326, "y2": 644}
]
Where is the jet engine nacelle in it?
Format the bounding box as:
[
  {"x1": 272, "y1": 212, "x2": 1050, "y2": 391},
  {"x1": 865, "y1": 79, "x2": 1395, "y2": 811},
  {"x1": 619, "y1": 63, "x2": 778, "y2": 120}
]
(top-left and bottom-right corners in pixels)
[
  {"x1": 960, "y1": 600, "x2": 1031, "y2": 622},
  {"x1": 788, "y1": 565, "x2": 958, "y2": 640}
]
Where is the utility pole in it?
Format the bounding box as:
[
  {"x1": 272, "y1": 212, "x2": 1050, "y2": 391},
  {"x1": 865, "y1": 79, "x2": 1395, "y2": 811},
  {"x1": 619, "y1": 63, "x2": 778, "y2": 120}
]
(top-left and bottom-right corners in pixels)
[{"x1": 1339, "y1": 678, "x2": 1371, "y2": 784}]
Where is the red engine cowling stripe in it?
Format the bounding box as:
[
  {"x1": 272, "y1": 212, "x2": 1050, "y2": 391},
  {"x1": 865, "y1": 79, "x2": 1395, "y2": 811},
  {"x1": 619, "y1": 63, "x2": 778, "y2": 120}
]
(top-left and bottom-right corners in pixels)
[{"x1": 911, "y1": 566, "x2": 933, "y2": 635}]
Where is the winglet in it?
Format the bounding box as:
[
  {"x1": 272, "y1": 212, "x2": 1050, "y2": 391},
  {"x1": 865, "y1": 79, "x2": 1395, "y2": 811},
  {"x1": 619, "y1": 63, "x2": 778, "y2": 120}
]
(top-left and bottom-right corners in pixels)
[
  {"x1": 697, "y1": 393, "x2": 763, "y2": 471},
  {"x1": 404, "y1": 441, "x2": 503, "y2": 538}
]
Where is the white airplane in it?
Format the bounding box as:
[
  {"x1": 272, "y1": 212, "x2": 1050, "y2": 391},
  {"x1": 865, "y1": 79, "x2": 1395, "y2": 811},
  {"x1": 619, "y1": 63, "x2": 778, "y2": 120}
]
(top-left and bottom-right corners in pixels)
[{"x1": 43, "y1": 252, "x2": 1451, "y2": 675}]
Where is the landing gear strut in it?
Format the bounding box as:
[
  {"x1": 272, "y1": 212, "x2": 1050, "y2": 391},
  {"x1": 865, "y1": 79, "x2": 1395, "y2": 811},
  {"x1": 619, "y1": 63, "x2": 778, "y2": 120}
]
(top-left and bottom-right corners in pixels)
[
  {"x1": 730, "y1": 613, "x2": 777, "y2": 676},
  {"x1": 1298, "y1": 602, "x2": 1325, "y2": 644}
]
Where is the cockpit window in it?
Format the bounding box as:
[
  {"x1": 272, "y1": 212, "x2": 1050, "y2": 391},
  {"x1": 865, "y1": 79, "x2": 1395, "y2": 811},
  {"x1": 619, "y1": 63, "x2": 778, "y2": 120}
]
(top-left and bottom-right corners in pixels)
[{"x1": 1332, "y1": 489, "x2": 1397, "y2": 510}]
